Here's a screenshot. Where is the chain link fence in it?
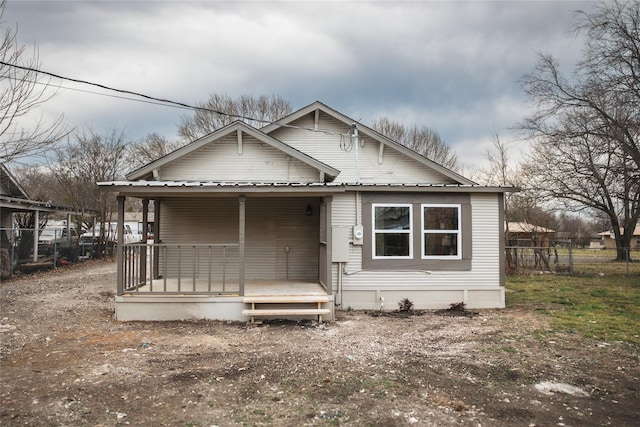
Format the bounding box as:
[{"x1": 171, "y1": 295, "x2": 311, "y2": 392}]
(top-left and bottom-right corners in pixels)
[
  {"x1": 0, "y1": 227, "x2": 94, "y2": 278},
  {"x1": 506, "y1": 241, "x2": 640, "y2": 277}
]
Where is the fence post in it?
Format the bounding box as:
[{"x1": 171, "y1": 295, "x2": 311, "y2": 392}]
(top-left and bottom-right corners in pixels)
[
  {"x1": 626, "y1": 247, "x2": 630, "y2": 277},
  {"x1": 52, "y1": 229, "x2": 58, "y2": 269},
  {"x1": 568, "y1": 239, "x2": 573, "y2": 275}
]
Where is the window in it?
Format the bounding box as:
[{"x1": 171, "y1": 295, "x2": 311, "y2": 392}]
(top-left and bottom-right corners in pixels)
[
  {"x1": 362, "y1": 194, "x2": 472, "y2": 271},
  {"x1": 372, "y1": 204, "x2": 412, "y2": 258},
  {"x1": 422, "y1": 204, "x2": 461, "y2": 259}
]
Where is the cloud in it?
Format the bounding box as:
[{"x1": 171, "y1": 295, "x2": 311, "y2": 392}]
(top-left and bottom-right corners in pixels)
[{"x1": 2, "y1": 0, "x2": 593, "y2": 169}]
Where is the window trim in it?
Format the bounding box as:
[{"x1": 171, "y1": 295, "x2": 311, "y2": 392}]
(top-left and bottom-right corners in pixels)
[
  {"x1": 362, "y1": 193, "x2": 473, "y2": 272},
  {"x1": 372, "y1": 203, "x2": 413, "y2": 259},
  {"x1": 421, "y1": 203, "x2": 462, "y2": 260}
]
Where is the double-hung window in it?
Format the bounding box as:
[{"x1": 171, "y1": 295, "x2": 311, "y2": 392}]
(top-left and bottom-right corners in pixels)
[
  {"x1": 372, "y1": 204, "x2": 412, "y2": 258},
  {"x1": 422, "y1": 204, "x2": 461, "y2": 259}
]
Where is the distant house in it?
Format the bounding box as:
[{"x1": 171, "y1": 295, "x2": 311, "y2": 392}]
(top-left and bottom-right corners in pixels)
[
  {"x1": 597, "y1": 226, "x2": 640, "y2": 250},
  {"x1": 506, "y1": 222, "x2": 555, "y2": 247},
  {"x1": 99, "y1": 101, "x2": 515, "y2": 322}
]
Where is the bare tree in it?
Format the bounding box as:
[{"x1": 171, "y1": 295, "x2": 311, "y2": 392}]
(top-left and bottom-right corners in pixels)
[
  {"x1": 371, "y1": 117, "x2": 458, "y2": 171},
  {"x1": 178, "y1": 94, "x2": 293, "y2": 141},
  {"x1": 50, "y1": 127, "x2": 129, "y2": 255},
  {"x1": 12, "y1": 164, "x2": 56, "y2": 201},
  {"x1": 128, "y1": 132, "x2": 184, "y2": 169},
  {"x1": 0, "y1": 1, "x2": 68, "y2": 163},
  {"x1": 519, "y1": 0, "x2": 640, "y2": 260},
  {"x1": 474, "y1": 133, "x2": 522, "y2": 245}
]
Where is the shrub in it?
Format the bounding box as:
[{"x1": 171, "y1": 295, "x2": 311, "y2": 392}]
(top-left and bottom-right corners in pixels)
[
  {"x1": 449, "y1": 302, "x2": 466, "y2": 312},
  {"x1": 398, "y1": 298, "x2": 414, "y2": 312}
]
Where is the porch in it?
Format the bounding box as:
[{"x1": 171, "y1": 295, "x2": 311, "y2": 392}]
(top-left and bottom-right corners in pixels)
[
  {"x1": 117, "y1": 238, "x2": 333, "y2": 322},
  {"x1": 111, "y1": 190, "x2": 337, "y2": 322}
]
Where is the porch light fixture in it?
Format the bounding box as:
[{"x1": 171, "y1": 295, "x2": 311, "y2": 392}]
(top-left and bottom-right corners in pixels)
[{"x1": 306, "y1": 204, "x2": 313, "y2": 216}]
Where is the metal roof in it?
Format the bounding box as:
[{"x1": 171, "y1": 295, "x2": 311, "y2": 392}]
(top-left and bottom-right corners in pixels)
[
  {"x1": 0, "y1": 195, "x2": 89, "y2": 215},
  {"x1": 98, "y1": 180, "x2": 517, "y2": 194}
]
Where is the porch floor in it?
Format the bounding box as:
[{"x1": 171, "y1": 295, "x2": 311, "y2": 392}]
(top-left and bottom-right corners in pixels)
[{"x1": 124, "y1": 278, "x2": 327, "y2": 296}]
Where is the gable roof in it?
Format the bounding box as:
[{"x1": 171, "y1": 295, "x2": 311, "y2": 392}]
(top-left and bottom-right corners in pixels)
[
  {"x1": 127, "y1": 120, "x2": 340, "y2": 181},
  {"x1": 261, "y1": 101, "x2": 476, "y2": 186},
  {"x1": 1, "y1": 164, "x2": 91, "y2": 215},
  {"x1": 598, "y1": 225, "x2": 640, "y2": 237},
  {"x1": 507, "y1": 222, "x2": 555, "y2": 234},
  {"x1": 1, "y1": 163, "x2": 29, "y2": 199}
]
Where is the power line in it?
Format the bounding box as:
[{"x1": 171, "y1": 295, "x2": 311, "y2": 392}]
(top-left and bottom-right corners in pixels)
[
  {"x1": 0, "y1": 60, "x2": 265, "y2": 122},
  {"x1": 0, "y1": 60, "x2": 348, "y2": 136},
  {"x1": 23, "y1": 78, "x2": 195, "y2": 111}
]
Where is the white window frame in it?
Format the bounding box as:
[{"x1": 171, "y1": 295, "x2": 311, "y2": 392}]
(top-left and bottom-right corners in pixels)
[
  {"x1": 372, "y1": 203, "x2": 413, "y2": 259},
  {"x1": 421, "y1": 204, "x2": 462, "y2": 260}
]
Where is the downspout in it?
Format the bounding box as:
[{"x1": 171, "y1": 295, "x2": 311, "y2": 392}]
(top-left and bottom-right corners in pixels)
[{"x1": 336, "y1": 261, "x2": 343, "y2": 306}]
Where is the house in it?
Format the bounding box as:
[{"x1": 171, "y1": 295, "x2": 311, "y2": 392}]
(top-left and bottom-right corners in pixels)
[
  {"x1": 99, "y1": 101, "x2": 514, "y2": 322},
  {"x1": 597, "y1": 226, "x2": 640, "y2": 250},
  {"x1": 0, "y1": 164, "x2": 85, "y2": 278},
  {"x1": 506, "y1": 222, "x2": 555, "y2": 247}
]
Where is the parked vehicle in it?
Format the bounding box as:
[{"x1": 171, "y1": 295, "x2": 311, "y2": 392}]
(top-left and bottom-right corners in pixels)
[
  {"x1": 80, "y1": 222, "x2": 143, "y2": 257},
  {"x1": 37, "y1": 227, "x2": 79, "y2": 256}
]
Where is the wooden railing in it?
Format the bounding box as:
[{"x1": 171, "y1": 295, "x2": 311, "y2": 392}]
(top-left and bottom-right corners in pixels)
[{"x1": 120, "y1": 242, "x2": 240, "y2": 295}]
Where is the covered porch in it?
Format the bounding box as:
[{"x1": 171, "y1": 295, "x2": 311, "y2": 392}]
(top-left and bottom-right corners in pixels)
[{"x1": 112, "y1": 189, "x2": 338, "y2": 321}]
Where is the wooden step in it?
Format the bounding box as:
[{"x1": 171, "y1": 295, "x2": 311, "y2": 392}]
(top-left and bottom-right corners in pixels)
[
  {"x1": 243, "y1": 295, "x2": 330, "y2": 304},
  {"x1": 242, "y1": 308, "x2": 332, "y2": 317},
  {"x1": 243, "y1": 307, "x2": 332, "y2": 322}
]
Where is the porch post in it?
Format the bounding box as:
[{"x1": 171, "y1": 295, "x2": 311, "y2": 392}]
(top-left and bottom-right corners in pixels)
[
  {"x1": 239, "y1": 196, "x2": 246, "y2": 296},
  {"x1": 32, "y1": 210, "x2": 39, "y2": 262},
  {"x1": 116, "y1": 195, "x2": 125, "y2": 296},
  {"x1": 153, "y1": 200, "x2": 161, "y2": 279},
  {"x1": 324, "y1": 196, "x2": 333, "y2": 294},
  {"x1": 140, "y1": 199, "x2": 149, "y2": 284}
]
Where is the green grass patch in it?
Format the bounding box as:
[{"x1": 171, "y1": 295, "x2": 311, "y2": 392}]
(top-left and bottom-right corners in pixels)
[{"x1": 506, "y1": 271, "x2": 640, "y2": 344}]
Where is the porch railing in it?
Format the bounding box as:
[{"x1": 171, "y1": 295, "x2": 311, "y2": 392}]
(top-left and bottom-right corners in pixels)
[{"x1": 120, "y1": 242, "x2": 240, "y2": 295}]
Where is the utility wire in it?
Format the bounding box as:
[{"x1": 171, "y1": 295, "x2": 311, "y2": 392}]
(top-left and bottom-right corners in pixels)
[
  {"x1": 22, "y1": 77, "x2": 195, "y2": 111},
  {"x1": 0, "y1": 60, "x2": 350, "y2": 136},
  {"x1": 0, "y1": 60, "x2": 264, "y2": 122}
]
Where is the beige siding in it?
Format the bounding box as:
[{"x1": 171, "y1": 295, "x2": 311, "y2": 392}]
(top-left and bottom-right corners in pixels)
[
  {"x1": 159, "y1": 133, "x2": 319, "y2": 182},
  {"x1": 469, "y1": 193, "x2": 502, "y2": 281},
  {"x1": 159, "y1": 197, "x2": 319, "y2": 282},
  {"x1": 330, "y1": 193, "x2": 362, "y2": 291},
  {"x1": 159, "y1": 198, "x2": 240, "y2": 282},
  {"x1": 269, "y1": 111, "x2": 457, "y2": 184},
  {"x1": 331, "y1": 193, "x2": 357, "y2": 227},
  {"x1": 336, "y1": 192, "x2": 504, "y2": 309}
]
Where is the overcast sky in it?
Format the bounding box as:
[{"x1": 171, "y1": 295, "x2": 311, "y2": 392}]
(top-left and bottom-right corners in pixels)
[{"x1": 3, "y1": 0, "x2": 594, "y2": 172}]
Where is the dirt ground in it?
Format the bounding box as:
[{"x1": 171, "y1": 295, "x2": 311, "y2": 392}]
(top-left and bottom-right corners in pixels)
[{"x1": 1, "y1": 260, "x2": 638, "y2": 427}]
